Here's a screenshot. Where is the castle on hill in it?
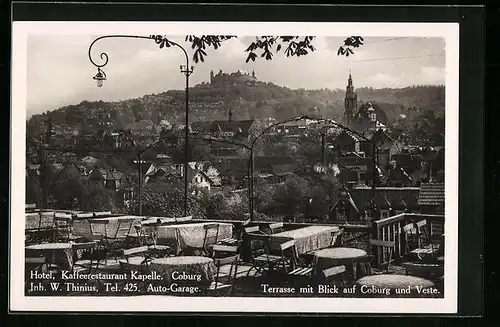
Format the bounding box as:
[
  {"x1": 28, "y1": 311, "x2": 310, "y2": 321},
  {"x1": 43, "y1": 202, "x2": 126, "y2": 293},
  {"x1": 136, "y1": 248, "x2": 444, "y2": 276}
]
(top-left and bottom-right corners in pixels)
[{"x1": 209, "y1": 69, "x2": 257, "y2": 86}]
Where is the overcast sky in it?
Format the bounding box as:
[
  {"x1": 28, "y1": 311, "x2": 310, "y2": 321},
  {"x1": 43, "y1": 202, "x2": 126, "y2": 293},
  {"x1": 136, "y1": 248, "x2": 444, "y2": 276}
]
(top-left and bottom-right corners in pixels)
[{"x1": 26, "y1": 35, "x2": 445, "y2": 116}]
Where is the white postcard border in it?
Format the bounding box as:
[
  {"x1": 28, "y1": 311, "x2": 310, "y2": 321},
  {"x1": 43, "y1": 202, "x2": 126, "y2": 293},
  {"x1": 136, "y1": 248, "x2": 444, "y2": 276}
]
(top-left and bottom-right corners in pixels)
[{"x1": 10, "y1": 21, "x2": 459, "y2": 313}]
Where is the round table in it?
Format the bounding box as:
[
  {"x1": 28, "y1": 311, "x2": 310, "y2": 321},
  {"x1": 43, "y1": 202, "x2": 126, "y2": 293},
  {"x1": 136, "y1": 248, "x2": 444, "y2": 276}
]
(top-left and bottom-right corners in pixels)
[
  {"x1": 25, "y1": 243, "x2": 73, "y2": 269},
  {"x1": 356, "y1": 274, "x2": 440, "y2": 298},
  {"x1": 149, "y1": 256, "x2": 216, "y2": 287},
  {"x1": 313, "y1": 247, "x2": 367, "y2": 280}
]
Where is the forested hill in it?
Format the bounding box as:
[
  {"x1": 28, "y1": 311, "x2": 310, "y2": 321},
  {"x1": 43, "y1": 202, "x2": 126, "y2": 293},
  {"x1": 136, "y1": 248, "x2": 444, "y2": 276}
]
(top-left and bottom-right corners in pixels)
[{"x1": 26, "y1": 81, "x2": 444, "y2": 136}]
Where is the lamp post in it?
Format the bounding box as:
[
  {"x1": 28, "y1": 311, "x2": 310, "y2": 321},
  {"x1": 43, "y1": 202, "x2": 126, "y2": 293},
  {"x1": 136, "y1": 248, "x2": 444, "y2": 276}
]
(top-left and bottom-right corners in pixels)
[
  {"x1": 88, "y1": 34, "x2": 193, "y2": 217},
  {"x1": 132, "y1": 139, "x2": 166, "y2": 216}
]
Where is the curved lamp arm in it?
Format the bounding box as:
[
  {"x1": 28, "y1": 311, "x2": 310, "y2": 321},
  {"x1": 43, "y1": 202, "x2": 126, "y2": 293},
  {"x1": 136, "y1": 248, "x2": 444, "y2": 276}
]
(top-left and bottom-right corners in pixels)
[{"x1": 88, "y1": 34, "x2": 192, "y2": 86}]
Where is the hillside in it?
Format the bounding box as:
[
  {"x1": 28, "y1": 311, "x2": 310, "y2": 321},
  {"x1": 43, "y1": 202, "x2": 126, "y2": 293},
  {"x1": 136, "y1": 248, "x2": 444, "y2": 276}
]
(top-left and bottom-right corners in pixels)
[{"x1": 26, "y1": 81, "x2": 445, "y2": 137}]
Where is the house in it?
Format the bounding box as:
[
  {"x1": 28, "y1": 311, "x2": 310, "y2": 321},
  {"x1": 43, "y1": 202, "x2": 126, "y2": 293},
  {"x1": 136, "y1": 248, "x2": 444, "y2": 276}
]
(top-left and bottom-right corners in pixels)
[
  {"x1": 87, "y1": 168, "x2": 107, "y2": 188},
  {"x1": 144, "y1": 163, "x2": 219, "y2": 193},
  {"x1": 329, "y1": 186, "x2": 420, "y2": 223},
  {"x1": 337, "y1": 155, "x2": 383, "y2": 188},
  {"x1": 190, "y1": 116, "x2": 255, "y2": 141},
  {"x1": 87, "y1": 168, "x2": 124, "y2": 192},
  {"x1": 382, "y1": 161, "x2": 413, "y2": 187},
  {"x1": 417, "y1": 182, "x2": 445, "y2": 214},
  {"x1": 105, "y1": 169, "x2": 124, "y2": 191}
]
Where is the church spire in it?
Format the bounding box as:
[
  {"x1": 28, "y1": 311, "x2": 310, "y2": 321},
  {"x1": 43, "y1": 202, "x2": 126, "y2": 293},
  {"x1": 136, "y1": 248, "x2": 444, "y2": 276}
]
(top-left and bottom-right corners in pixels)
[
  {"x1": 344, "y1": 71, "x2": 357, "y2": 125},
  {"x1": 228, "y1": 107, "x2": 233, "y2": 121}
]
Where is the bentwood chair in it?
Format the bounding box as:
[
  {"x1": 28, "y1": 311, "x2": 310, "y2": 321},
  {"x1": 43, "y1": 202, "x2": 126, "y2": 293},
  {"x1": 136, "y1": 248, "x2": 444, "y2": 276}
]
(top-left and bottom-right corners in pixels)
[{"x1": 207, "y1": 244, "x2": 240, "y2": 295}]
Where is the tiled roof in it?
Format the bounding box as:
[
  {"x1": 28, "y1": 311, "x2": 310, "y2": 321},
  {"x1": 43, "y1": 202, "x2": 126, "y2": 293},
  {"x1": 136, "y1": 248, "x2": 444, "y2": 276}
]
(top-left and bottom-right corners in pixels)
[
  {"x1": 417, "y1": 183, "x2": 445, "y2": 206},
  {"x1": 106, "y1": 169, "x2": 124, "y2": 181}
]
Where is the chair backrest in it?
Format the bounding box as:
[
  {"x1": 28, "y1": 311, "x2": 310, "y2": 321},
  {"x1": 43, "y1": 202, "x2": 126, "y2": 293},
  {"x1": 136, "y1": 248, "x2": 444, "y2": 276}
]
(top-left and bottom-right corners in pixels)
[
  {"x1": 322, "y1": 265, "x2": 346, "y2": 279},
  {"x1": 331, "y1": 228, "x2": 344, "y2": 247},
  {"x1": 122, "y1": 245, "x2": 149, "y2": 257},
  {"x1": 246, "y1": 232, "x2": 271, "y2": 255},
  {"x1": 402, "y1": 222, "x2": 416, "y2": 234},
  {"x1": 212, "y1": 253, "x2": 240, "y2": 294},
  {"x1": 72, "y1": 241, "x2": 98, "y2": 250},
  {"x1": 25, "y1": 256, "x2": 48, "y2": 273},
  {"x1": 416, "y1": 220, "x2": 427, "y2": 228},
  {"x1": 53, "y1": 215, "x2": 72, "y2": 241},
  {"x1": 89, "y1": 219, "x2": 109, "y2": 237},
  {"x1": 244, "y1": 226, "x2": 260, "y2": 234},
  {"x1": 212, "y1": 244, "x2": 238, "y2": 254},
  {"x1": 369, "y1": 239, "x2": 395, "y2": 271},
  {"x1": 269, "y1": 222, "x2": 284, "y2": 234},
  {"x1": 203, "y1": 223, "x2": 220, "y2": 249},
  {"x1": 279, "y1": 240, "x2": 295, "y2": 251},
  {"x1": 113, "y1": 218, "x2": 137, "y2": 239}
]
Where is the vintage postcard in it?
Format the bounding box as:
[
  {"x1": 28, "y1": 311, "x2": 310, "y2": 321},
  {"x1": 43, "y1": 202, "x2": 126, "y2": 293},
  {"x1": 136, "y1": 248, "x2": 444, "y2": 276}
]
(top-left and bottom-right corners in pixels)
[{"x1": 11, "y1": 21, "x2": 459, "y2": 313}]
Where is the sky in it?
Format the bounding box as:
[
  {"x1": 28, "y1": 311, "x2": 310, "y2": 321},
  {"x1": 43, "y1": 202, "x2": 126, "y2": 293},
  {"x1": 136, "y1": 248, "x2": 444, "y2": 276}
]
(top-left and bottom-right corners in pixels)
[{"x1": 26, "y1": 35, "x2": 445, "y2": 116}]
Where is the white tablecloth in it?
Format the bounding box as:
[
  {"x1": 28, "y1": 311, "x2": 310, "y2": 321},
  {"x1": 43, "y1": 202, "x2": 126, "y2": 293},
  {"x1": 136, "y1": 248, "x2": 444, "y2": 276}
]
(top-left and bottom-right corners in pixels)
[
  {"x1": 270, "y1": 225, "x2": 339, "y2": 255},
  {"x1": 156, "y1": 222, "x2": 233, "y2": 251}
]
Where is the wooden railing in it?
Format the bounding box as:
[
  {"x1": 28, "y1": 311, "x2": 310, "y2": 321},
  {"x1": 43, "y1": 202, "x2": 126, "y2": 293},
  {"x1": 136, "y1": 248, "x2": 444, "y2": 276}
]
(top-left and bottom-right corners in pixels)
[{"x1": 370, "y1": 213, "x2": 445, "y2": 266}]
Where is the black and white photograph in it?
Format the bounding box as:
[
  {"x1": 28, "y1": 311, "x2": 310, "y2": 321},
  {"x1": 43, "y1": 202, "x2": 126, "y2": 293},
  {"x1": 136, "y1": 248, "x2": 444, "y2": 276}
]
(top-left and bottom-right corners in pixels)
[{"x1": 11, "y1": 21, "x2": 459, "y2": 313}]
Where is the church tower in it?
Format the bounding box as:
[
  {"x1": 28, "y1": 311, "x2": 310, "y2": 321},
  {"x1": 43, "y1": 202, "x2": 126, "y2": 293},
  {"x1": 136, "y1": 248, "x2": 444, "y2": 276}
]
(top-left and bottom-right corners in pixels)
[
  {"x1": 210, "y1": 70, "x2": 214, "y2": 84},
  {"x1": 344, "y1": 71, "x2": 357, "y2": 125},
  {"x1": 228, "y1": 107, "x2": 233, "y2": 122}
]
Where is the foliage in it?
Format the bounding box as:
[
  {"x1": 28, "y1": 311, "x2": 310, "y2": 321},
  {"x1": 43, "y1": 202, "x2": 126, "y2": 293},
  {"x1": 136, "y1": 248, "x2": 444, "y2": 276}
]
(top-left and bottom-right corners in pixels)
[
  {"x1": 150, "y1": 35, "x2": 363, "y2": 64},
  {"x1": 129, "y1": 183, "x2": 206, "y2": 217}
]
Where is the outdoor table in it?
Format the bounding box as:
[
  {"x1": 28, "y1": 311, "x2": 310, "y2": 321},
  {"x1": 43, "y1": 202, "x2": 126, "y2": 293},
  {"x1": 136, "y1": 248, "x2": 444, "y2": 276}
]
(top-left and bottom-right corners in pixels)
[
  {"x1": 148, "y1": 256, "x2": 216, "y2": 289},
  {"x1": 25, "y1": 242, "x2": 73, "y2": 269},
  {"x1": 270, "y1": 225, "x2": 340, "y2": 256},
  {"x1": 155, "y1": 222, "x2": 233, "y2": 253},
  {"x1": 313, "y1": 247, "x2": 367, "y2": 280},
  {"x1": 356, "y1": 274, "x2": 440, "y2": 298}
]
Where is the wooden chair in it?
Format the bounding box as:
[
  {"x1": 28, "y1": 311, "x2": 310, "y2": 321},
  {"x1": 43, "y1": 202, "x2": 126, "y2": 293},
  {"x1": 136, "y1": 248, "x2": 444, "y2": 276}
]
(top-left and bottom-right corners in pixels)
[
  {"x1": 207, "y1": 244, "x2": 240, "y2": 295},
  {"x1": 53, "y1": 213, "x2": 83, "y2": 242},
  {"x1": 402, "y1": 222, "x2": 419, "y2": 253},
  {"x1": 320, "y1": 265, "x2": 348, "y2": 287},
  {"x1": 72, "y1": 241, "x2": 103, "y2": 273},
  {"x1": 368, "y1": 239, "x2": 396, "y2": 274},
  {"x1": 25, "y1": 256, "x2": 48, "y2": 273},
  {"x1": 201, "y1": 223, "x2": 220, "y2": 255},
  {"x1": 268, "y1": 222, "x2": 284, "y2": 234},
  {"x1": 119, "y1": 245, "x2": 152, "y2": 273},
  {"x1": 112, "y1": 218, "x2": 137, "y2": 240},
  {"x1": 330, "y1": 228, "x2": 344, "y2": 247},
  {"x1": 216, "y1": 219, "x2": 251, "y2": 246},
  {"x1": 247, "y1": 235, "x2": 296, "y2": 277}
]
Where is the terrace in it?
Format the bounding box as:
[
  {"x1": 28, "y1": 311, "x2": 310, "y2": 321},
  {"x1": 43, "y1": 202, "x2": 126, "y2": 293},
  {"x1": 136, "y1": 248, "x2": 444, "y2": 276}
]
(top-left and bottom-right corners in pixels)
[{"x1": 24, "y1": 206, "x2": 444, "y2": 298}]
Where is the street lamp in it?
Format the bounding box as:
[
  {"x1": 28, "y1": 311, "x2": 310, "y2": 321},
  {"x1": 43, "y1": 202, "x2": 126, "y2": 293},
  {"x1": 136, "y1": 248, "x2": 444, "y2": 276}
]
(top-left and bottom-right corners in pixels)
[
  {"x1": 88, "y1": 34, "x2": 193, "y2": 217},
  {"x1": 93, "y1": 68, "x2": 106, "y2": 88}
]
